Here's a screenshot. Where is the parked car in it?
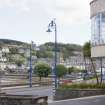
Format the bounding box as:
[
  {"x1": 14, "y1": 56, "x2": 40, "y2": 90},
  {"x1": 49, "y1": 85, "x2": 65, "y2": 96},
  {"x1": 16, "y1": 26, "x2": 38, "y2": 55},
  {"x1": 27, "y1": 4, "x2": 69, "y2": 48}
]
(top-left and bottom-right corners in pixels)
[{"x1": 59, "y1": 79, "x2": 72, "y2": 85}]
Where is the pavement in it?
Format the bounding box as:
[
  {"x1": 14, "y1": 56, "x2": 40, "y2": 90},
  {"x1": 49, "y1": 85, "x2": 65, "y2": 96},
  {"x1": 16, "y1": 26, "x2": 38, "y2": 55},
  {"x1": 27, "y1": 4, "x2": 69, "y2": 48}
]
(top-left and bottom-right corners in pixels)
[{"x1": 49, "y1": 95, "x2": 105, "y2": 105}]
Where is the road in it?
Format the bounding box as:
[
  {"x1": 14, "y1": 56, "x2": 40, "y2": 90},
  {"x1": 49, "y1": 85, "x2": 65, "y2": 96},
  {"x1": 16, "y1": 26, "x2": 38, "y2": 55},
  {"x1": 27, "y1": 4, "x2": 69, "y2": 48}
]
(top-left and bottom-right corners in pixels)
[
  {"x1": 49, "y1": 95, "x2": 105, "y2": 105},
  {"x1": 2, "y1": 86, "x2": 53, "y2": 97}
]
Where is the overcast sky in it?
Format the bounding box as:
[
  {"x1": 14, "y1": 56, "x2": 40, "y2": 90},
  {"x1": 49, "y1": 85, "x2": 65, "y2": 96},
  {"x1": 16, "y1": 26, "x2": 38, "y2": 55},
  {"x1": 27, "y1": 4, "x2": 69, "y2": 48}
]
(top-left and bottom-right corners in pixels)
[{"x1": 0, "y1": 0, "x2": 92, "y2": 45}]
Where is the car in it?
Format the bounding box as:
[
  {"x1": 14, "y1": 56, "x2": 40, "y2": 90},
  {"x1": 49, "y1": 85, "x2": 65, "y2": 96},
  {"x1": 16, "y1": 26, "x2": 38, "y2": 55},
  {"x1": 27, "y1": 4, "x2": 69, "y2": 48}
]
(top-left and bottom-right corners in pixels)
[{"x1": 59, "y1": 79, "x2": 72, "y2": 85}]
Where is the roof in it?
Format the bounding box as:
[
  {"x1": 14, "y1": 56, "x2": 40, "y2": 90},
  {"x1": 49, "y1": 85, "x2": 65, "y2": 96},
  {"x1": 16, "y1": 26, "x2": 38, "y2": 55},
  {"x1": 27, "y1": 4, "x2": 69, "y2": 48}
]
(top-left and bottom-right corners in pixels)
[{"x1": 90, "y1": 0, "x2": 98, "y2": 5}]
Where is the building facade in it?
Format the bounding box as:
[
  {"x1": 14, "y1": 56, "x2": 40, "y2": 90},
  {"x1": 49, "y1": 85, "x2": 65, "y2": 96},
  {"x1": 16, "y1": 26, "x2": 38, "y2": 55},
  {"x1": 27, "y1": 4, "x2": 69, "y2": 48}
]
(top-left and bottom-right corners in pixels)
[
  {"x1": 90, "y1": 0, "x2": 105, "y2": 57},
  {"x1": 90, "y1": 0, "x2": 105, "y2": 76}
]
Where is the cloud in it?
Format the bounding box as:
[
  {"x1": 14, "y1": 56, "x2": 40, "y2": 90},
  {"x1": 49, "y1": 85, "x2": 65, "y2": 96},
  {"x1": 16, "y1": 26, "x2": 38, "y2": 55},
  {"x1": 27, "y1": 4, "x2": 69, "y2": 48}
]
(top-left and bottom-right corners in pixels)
[
  {"x1": 54, "y1": 0, "x2": 91, "y2": 25},
  {"x1": 0, "y1": 0, "x2": 56, "y2": 16},
  {"x1": 0, "y1": 0, "x2": 91, "y2": 23},
  {"x1": 0, "y1": 0, "x2": 92, "y2": 44},
  {"x1": 0, "y1": 0, "x2": 38, "y2": 12},
  {"x1": 0, "y1": 0, "x2": 92, "y2": 27}
]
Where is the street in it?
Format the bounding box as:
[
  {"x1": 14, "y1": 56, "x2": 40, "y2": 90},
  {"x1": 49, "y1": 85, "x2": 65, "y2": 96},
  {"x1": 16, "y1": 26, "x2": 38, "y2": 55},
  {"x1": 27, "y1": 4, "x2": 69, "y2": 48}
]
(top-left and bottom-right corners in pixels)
[
  {"x1": 2, "y1": 86, "x2": 53, "y2": 97},
  {"x1": 49, "y1": 95, "x2": 105, "y2": 105}
]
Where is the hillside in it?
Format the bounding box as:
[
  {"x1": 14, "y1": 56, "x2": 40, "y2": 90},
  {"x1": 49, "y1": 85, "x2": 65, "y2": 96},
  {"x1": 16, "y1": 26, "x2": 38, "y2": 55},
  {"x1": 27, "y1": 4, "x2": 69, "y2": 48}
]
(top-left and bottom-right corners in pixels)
[
  {"x1": 0, "y1": 39, "x2": 27, "y2": 45},
  {"x1": 38, "y1": 42, "x2": 82, "y2": 59},
  {"x1": 0, "y1": 39, "x2": 82, "y2": 59}
]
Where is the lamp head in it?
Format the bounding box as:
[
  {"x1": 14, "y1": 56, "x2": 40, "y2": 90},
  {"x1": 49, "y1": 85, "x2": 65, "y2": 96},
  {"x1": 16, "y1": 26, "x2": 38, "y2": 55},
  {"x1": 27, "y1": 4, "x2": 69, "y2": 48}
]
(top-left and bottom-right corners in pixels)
[{"x1": 51, "y1": 20, "x2": 54, "y2": 27}]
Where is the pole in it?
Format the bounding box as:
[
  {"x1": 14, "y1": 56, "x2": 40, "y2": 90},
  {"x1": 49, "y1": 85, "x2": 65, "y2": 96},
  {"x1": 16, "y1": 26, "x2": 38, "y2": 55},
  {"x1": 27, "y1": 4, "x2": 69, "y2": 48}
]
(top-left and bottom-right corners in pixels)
[
  {"x1": 100, "y1": 57, "x2": 103, "y2": 84},
  {"x1": 54, "y1": 23, "x2": 57, "y2": 89},
  {"x1": 0, "y1": 71, "x2": 1, "y2": 93},
  {"x1": 46, "y1": 20, "x2": 58, "y2": 96},
  {"x1": 29, "y1": 43, "x2": 32, "y2": 88}
]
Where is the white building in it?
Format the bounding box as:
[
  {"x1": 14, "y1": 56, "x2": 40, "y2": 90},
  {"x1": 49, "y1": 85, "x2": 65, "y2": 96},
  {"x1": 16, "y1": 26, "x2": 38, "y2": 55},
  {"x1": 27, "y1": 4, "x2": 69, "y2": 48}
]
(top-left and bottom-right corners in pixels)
[
  {"x1": 2, "y1": 46, "x2": 9, "y2": 53},
  {"x1": 90, "y1": 0, "x2": 105, "y2": 81}
]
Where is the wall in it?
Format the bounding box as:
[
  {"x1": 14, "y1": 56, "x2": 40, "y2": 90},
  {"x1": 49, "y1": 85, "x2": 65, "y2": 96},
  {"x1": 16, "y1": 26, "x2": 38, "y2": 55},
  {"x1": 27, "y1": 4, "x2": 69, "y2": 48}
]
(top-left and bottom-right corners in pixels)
[
  {"x1": 91, "y1": 45, "x2": 105, "y2": 58},
  {"x1": 0, "y1": 94, "x2": 48, "y2": 105},
  {"x1": 54, "y1": 89, "x2": 105, "y2": 100}
]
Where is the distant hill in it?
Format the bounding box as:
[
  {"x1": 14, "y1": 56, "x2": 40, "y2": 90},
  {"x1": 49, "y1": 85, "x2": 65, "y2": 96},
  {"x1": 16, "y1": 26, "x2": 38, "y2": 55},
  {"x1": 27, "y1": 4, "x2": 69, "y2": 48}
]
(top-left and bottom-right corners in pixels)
[
  {"x1": 38, "y1": 42, "x2": 82, "y2": 59},
  {"x1": 0, "y1": 39, "x2": 27, "y2": 45},
  {"x1": 0, "y1": 39, "x2": 83, "y2": 59}
]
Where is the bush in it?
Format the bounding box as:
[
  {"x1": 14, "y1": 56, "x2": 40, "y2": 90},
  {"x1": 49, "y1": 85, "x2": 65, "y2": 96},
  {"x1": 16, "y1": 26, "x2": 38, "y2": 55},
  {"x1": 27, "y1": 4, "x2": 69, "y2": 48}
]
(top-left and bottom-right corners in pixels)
[
  {"x1": 56, "y1": 64, "x2": 67, "y2": 78},
  {"x1": 59, "y1": 83, "x2": 105, "y2": 90},
  {"x1": 34, "y1": 63, "x2": 51, "y2": 80},
  {"x1": 68, "y1": 67, "x2": 82, "y2": 74}
]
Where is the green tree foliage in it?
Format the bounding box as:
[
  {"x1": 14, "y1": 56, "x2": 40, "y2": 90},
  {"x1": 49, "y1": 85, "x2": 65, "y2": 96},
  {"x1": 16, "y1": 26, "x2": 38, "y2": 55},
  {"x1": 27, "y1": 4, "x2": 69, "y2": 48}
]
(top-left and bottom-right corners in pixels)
[
  {"x1": 15, "y1": 57, "x2": 25, "y2": 67},
  {"x1": 34, "y1": 63, "x2": 51, "y2": 80},
  {"x1": 83, "y1": 42, "x2": 99, "y2": 84},
  {"x1": 7, "y1": 54, "x2": 26, "y2": 66},
  {"x1": 9, "y1": 48, "x2": 18, "y2": 54},
  {"x1": 83, "y1": 42, "x2": 91, "y2": 57},
  {"x1": 31, "y1": 50, "x2": 36, "y2": 56},
  {"x1": 36, "y1": 51, "x2": 53, "y2": 58},
  {"x1": 68, "y1": 67, "x2": 74, "y2": 74},
  {"x1": 56, "y1": 64, "x2": 67, "y2": 78},
  {"x1": 68, "y1": 67, "x2": 81, "y2": 74},
  {"x1": 39, "y1": 42, "x2": 82, "y2": 59}
]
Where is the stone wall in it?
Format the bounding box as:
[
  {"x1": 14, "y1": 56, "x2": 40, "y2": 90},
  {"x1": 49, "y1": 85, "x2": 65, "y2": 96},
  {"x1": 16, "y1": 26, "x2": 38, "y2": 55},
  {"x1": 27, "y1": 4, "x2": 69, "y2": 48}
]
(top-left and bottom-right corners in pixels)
[
  {"x1": 0, "y1": 94, "x2": 48, "y2": 105},
  {"x1": 54, "y1": 89, "x2": 105, "y2": 100}
]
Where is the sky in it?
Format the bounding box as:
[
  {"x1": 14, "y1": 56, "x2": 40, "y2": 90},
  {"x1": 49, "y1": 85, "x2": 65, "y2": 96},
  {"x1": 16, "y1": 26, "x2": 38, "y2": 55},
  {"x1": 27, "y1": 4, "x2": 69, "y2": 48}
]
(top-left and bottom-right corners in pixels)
[{"x1": 0, "y1": 0, "x2": 92, "y2": 45}]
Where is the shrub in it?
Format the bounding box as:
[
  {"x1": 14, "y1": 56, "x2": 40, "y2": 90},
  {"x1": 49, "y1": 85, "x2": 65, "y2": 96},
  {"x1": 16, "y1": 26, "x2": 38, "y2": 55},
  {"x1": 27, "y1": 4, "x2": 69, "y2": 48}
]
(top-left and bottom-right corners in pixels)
[
  {"x1": 34, "y1": 63, "x2": 51, "y2": 80},
  {"x1": 59, "y1": 83, "x2": 105, "y2": 90},
  {"x1": 56, "y1": 64, "x2": 67, "y2": 78}
]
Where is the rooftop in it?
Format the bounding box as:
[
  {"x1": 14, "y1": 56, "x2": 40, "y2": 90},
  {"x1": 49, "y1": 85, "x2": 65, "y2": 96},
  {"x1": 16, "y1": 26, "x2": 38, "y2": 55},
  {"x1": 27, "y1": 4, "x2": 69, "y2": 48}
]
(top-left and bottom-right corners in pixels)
[{"x1": 90, "y1": 0, "x2": 98, "y2": 5}]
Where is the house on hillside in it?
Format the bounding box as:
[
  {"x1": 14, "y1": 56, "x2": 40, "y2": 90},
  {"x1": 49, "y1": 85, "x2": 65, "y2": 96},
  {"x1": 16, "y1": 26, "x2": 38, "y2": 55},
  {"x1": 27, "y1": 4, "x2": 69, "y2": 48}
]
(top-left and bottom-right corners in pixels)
[
  {"x1": 61, "y1": 51, "x2": 91, "y2": 71},
  {"x1": 2, "y1": 46, "x2": 9, "y2": 53}
]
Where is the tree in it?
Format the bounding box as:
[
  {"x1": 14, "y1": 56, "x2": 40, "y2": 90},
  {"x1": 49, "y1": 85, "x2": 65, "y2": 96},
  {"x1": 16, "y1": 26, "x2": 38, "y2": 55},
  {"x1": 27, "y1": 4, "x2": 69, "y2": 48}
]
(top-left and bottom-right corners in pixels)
[
  {"x1": 13, "y1": 54, "x2": 25, "y2": 66},
  {"x1": 68, "y1": 67, "x2": 74, "y2": 74},
  {"x1": 83, "y1": 42, "x2": 99, "y2": 84},
  {"x1": 15, "y1": 58, "x2": 25, "y2": 67},
  {"x1": 34, "y1": 63, "x2": 51, "y2": 81},
  {"x1": 9, "y1": 48, "x2": 18, "y2": 54},
  {"x1": 36, "y1": 51, "x2": 53, "y2": 58},
  {"x1": 68, "y1": 67, "x2": 82, "y2": 74},
  {"x1": 56, "y1": 64, "x2": 67, "y2": 78},
  {"x1": 39, "y1": 42, "x2": 82, "y2": 60}
]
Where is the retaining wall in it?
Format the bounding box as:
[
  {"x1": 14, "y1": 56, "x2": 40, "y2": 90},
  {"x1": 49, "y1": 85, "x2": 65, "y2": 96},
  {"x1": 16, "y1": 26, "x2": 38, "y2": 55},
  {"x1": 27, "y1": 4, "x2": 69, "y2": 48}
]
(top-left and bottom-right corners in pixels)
[
  {"x1": 0, "y1": 93, "x2": 48, "y2": 105},
  {"x1": 54, "y1": 89, "x2": 105, "y2": 100}
]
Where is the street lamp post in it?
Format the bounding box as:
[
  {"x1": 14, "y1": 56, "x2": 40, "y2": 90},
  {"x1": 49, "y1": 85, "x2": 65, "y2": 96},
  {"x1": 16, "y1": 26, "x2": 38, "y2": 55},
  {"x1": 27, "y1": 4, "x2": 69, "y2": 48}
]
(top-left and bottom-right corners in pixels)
[
  {"x1": 46, "y1": 19, "x2": 58, "y2": 94},
  {"x1": 29, "y1": 41, "x2": 33, "y2": 88},
  {"x1": 29, "y1": 41, "x2": 37, "y2": 88}
]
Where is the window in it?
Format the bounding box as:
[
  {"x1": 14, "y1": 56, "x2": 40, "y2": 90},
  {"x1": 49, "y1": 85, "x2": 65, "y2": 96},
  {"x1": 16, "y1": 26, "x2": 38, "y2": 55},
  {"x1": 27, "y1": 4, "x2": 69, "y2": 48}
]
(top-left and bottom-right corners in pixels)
[{"x1": 91, "y1": 12, "x2": 105, "y2": 46}]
